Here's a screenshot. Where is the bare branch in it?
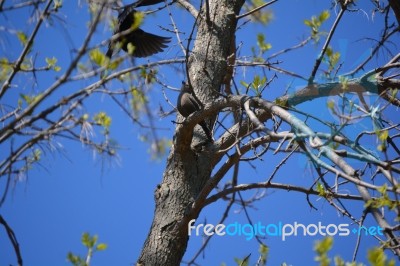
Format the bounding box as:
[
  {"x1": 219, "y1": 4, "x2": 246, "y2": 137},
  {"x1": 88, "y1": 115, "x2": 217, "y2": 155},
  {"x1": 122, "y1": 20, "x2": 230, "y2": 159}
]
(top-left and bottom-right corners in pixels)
[
  {"x1": 205, "y1": 181, "x2": 366, "y2": 206},
  {"x1": 309, "y1": 7, "x2": 346, "y2": 83},
  {"x1": 236, "y1": 0, "x2": 278, "y2": 20},
  {"x1": 0, "y1": 215, "x2": 23, "y2": 266},
  {"x1": 176, "y1": 0, "x2": 198, "y2": 18},
  {"x1": 0, "y1": 0, "x2": 53, "y2": 97}
]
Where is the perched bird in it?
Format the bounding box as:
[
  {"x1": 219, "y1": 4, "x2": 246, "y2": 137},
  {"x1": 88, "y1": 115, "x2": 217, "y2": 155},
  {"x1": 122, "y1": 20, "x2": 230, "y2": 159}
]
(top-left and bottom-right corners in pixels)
[
  {"x1": 177, "y1": 83, "x2": 213, "y2": 142},
  {"x1": 106, "y1": 0, "x2": 171, "y2": 58}
]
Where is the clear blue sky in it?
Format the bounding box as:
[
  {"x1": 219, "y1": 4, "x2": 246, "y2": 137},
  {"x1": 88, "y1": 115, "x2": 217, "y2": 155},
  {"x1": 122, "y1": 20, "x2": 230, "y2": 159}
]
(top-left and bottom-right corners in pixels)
[{"x1": 1, "y1": 0, "x2": 398, "y2": 265}]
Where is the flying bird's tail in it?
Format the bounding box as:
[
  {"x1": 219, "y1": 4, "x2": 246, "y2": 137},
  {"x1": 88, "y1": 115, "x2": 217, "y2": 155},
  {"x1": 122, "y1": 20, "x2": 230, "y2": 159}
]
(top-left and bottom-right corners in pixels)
[
  {"x1": 134, "y1": 0, "x2": 166, "y2": 7},
  {"x1": 106, "y1": 45, "x2": 113, "y2": 59}
]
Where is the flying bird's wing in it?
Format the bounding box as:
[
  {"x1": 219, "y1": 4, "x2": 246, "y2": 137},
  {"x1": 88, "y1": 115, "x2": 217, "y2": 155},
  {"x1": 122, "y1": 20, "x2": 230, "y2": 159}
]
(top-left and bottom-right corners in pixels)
[
  {"x1": 134, "y1": 0, "x2": 165, "y2": 8},
  {"x1": 126, "y1": 29, "x2": 171, "y2": 58},
  {"x1": 106, "y1": 5, "x2": 171, "y2": 58}
]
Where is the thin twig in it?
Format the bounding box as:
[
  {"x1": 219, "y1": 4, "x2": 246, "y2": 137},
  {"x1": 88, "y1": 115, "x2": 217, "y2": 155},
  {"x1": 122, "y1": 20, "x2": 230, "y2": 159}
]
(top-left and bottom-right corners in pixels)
[
  {"x1": 0, "y1": 215, "x2": 23, "y2": 266},
  {"x1": 309, "y1": 7, "x2": 346, "y2": 83},
  {"x1": 0, "y1": 0, "x2": 53, "y2": 98},
  {"x1": 236, "y1": 0, "x2": 278, "y2": 20}
]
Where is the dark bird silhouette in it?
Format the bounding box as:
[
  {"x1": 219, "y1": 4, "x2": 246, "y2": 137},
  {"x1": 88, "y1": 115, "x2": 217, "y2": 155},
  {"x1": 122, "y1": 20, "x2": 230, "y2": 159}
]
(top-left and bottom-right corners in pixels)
[
  {"x1": 129, "y1": 0, "x2": 166, "y2": 7},
  {"x1": 177, "y1": 83, "x2": 213, "y2": 142},
  {"x1": 106, "y1": 0, "x2": 171, "y2": 58}
]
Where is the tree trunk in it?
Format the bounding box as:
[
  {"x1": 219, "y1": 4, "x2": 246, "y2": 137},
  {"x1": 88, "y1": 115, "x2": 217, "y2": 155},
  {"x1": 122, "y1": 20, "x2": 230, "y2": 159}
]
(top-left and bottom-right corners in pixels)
[{"x1": 137, "y1": 1, "x2": 244, "y2": 265}]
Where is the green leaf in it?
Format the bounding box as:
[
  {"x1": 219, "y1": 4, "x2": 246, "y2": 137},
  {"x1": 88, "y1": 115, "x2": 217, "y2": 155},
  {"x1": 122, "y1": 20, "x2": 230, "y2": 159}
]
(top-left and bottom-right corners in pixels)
[
  {"x1": 244, "y1": 0, "x2": 273, "y2": 25},
  {"x1": 234, "y1": 255, "x2": 250, "y2": 266},
  {"x1": 258, "y1": 244, "x2": 268, "y2": 266},
  {"x1": 323, "y1": 46, "x2": 341, "y2": 72},
  {"x1": 96, "y1": 243, "x2": 107, "y2": 251},
  {"x1": 304, "y1": 19, "x2": 312, "y2": 27},
  {"x1": 67, "y1": 252, "x2": 86, "y2": 266},
  {"x1": 314, "y1": 237, "x2": 333, "y2": 266},
  {"x1": 326, "y1": 47, "x2": 333, "y2": 57},
  {"x1": 319, "y1": 10, "x2": 330, "y2": 22},
  {"x1": 20, "y1": 93, "x2": 42, "y2": 105},
  {"x1": 334, "y1": 256, "x2": 345, "y2": 266},
  {"x1": 391, "y1": 88, "x2": 398, "y2": 98},
  {"x1": 240, "y1": 81, "x2": 249, "y2": 88},
  {"x1": 0, "y1": 57, "x2": 12, "y2": 81},
  {"x1": 140, "y1": 67, "x2": 157, "y2": 83},
  {"x1": 94, "y1": 112, "x2": 112, "y2": 133},
  {"x1": 45, "y1": 57, "x2": 61, "y2": 71},
  {"x1": 66, "y1": 252, "x2": 79, "y2": 263},
  {"x1": 327, "y1": 100, "x2": 335, "y2": 110},
  {"x1": 368, "y1": 247, "x2": 395, "y2": 266},
  {"x1": 377, "y1": 143, "x2": 386, "y2": 152},
  {"x1": 339, "y1": 76, "x2": 349, "y2": 90},
  {"x1": 81, "y1": 232, "x2": 98, "y2": 248},
  {"x1": 89, "y1": 49, "x2": 108, "y2": 67},
  {"x1": 315, "y1": 237, "x2": 333, "y2": 254},
  {"x1": 256, "y1": 33, "x2": 272, "y2": 52},
  {"x1": 69, "y1": 233, "x2": 107, "y2": 266},
  {"x1": 17, "y1": 31, "x2": 28, "y2": 46},
  {"x1": 46, "y1": 57, "x2": 57, "y2": 66},
  {"x1": 130, "y1": 87, "x2": 147, "y2": 113},
  {"x1": 259, "y1": 244, "x2": 268, "y2": 255},
  {"x1": 274, "y1": 97, "x2": 287, "y2": 107},
  {"x1": 31, "y1": 149, "x2": 41, "y2": 162},
  {"x1": 54, "y1": 0, "x2": 63, "y2": 10},
  {"x1": 378, "y1": 184, "x2": 387, "y2": 194},
  {"x1": 127, "y1": 43, "x2": 136, "y2": 55},
  {"x1": 316, "y1": 182, "x2": 326, "y2": 197},
  {"x1": 91, "y1": 234, "x2": 98, "y2": 247},
  {"x1": 108, "y1": 57, "x2": 123, "y2": 70},
  {"x1": 304, "y1": 10, "x2": 330, "y2": 42},
  {"x1": 378, "y1": 130, "x2": 389, "y2": 142},
  {"x1": 81, "y1": 232, "x2": 91, "y2": 248},
  {"x1": 250, "y1": 74, "x2": 267, "y2": 96}
]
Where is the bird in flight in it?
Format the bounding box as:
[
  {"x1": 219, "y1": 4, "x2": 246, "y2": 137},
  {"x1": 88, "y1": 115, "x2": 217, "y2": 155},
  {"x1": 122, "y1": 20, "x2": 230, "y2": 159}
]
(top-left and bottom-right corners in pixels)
[{"x1": 106, "y1": 0, "x2": 171, "y2": 58}]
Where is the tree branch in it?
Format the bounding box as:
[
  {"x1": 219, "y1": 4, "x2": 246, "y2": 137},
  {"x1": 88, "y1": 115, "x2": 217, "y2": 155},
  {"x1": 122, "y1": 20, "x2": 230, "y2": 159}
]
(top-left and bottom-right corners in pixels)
[
  {"x1": 0, "y1": 215, "x2": 23, "y2": 266},
  {"x1": 205, "y1": 181, "x2": 367, "y2": 206},
  {"x1": 0, "y1": 0, "x2": 53, "y2": 98},
  {"x1": 236, "y1": 0, "x2": 278, "y2": 20},
  {"x1": 309, "y1": 6, "x2": 346, "y2": 83}
]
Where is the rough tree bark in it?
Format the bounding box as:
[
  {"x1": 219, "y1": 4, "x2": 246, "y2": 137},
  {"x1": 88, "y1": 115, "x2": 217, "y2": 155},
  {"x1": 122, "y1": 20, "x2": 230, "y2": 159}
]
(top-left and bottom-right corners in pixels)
[{"x1": 137, "y1": 0, "x2": 245, "y2": 265}]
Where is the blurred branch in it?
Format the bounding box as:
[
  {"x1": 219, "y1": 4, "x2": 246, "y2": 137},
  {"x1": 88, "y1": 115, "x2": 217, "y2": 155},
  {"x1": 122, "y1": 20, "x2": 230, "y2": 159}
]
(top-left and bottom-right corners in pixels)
[
  {"x1": 205, "y1": 181, "x2": 367, "y2": 206},
  {"x1": 344, "y1": 28, "x2": 399, "y2": 77},
  {"x1": 0, "y1": 2, "x2": 106, "y2": 145},
  {"x1": 236, "y1": 0, "x2": 278, "y2": 20},
  {"x1": 0, "y1": 0, "x2": 46, "y2": 12},
  {"x1": 181, "y1": 93, "x2": 400, "y2": 254},
  {"x1": 236, "y1": 60, "x2": 308, "y2": 80},
  {"x1": 176, "y1": 0, "x2": 198, "y2": 18},
  {"x1": 0, "y1": 215, "x2": 23, "y2": 266},
  {"x1": 309, "y1": 6, "x2": 345, "y2": 83},
  {"x1": 389, "y1": 0, "x2": 400, "y2": 26},
  {"x1": 278, "y1": 75, "x2": 400, "y2": 107},
  {"x1": 0, "y1": 0, "x2": 53, "y2": 97},
  {"x1": 267, "y1": 36, "x2": 312, "y2": 60}
]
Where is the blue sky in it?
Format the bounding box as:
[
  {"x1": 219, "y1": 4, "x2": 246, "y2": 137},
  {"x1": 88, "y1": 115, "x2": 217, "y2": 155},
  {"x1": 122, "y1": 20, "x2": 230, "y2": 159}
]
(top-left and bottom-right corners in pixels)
[{"x1": 1, "y1": 0, "x2": 399, "y2": 265}]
